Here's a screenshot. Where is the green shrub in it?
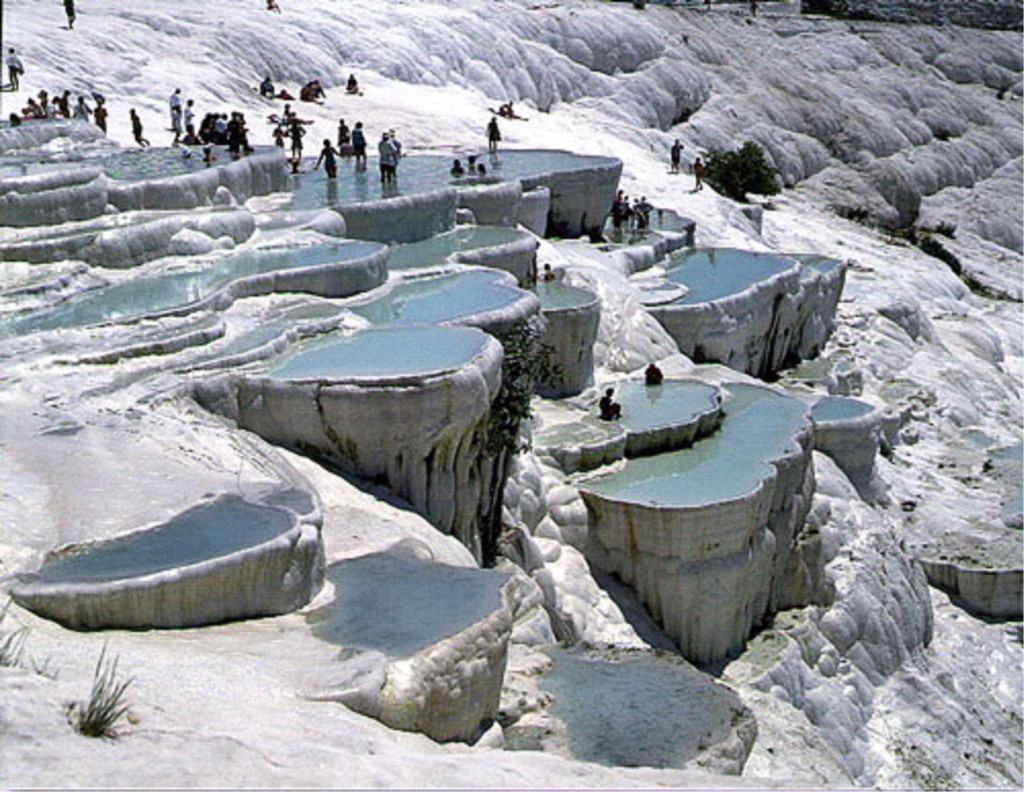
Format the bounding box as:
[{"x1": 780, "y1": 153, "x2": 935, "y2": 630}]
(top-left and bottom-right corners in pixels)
[
  {"x1": 917, "y1": 235, "x2": 962, "y2": 275},
  {"x1": 703, "y1": 142, "x2": 780, "y2": 202}
]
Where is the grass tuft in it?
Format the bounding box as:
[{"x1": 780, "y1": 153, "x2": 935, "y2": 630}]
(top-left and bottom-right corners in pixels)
[{"x1": 70, "y1": 643, "x2": 133, "y2": 739}]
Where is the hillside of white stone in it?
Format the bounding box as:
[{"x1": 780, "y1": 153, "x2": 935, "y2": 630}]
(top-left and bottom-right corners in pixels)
[{"x1": 0, "y1": 0, "x2": 1020, "y2": 789}]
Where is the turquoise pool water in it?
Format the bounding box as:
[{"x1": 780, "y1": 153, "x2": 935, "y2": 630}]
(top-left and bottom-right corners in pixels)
[
  {"x1": 536, "y1": 280, "x2": 597, "y2": 310},
  {"x1": 29, "y1": 498, "x2": 293, "y2": 585},
  {"x1": 664, "y1": 249, "x2": 795, "y2": 305},
  {"x1": 594, "y1": 380, "x2": 720, "y2": 435},
  {"x1": 308, "y1": 553, "x2": 506, "y2": 656},
  {"x1": 350, "y1": 270, "x2": 526, "y2": 326},
  {"x1": 540, "y1": 646, "x2": 738, "y2": 769},
  {"x1": 811, "y1": 395, "x2": 874, "y2": 423},
  {"x1": 582, "y1": 384, "x2": 807, "y2": 506},
  {"x1": 387, "y1": 226, "x2": 527, "y2": 271},
  {"x1": 285, "y1": 149, "x2": 618, "y2": 210},
  {"x1": 96, "y1": 145, "x2": 279, "y2": 181},
  {"x1": 0, "y1": 159, "x2": 85, "y2": 180},
  {"x1": 792, "y1": 253, "x2": 843, "y2": 276},
  {"x1": 266, "y1": 326, "x2": 489, "y2": 380},
  {"x1": 2, "y1": 241, "x2": 383, "y2": 335}
]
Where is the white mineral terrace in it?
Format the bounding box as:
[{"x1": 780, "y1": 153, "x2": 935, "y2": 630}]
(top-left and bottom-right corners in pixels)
[
  {"x1": 580, "y1": 383, "x2": 819, "y2": 664},
  {"x1": 11, "y1": 492, "x2": 324, "y2": 630},
  {"x1": 0, "y1": 1, "x2": 1020, "y2": 787}
]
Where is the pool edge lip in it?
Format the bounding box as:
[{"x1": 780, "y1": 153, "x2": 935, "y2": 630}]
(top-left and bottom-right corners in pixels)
[
  {"x1": 577, "y1": 383, "x2": 812, "y2": 511},
  {"x1": 10, "y1": 493, "x2": 304, "y2": 601},
  {"x1": 257, "y1": 325, "x2": 500, "y2": 389},
  {"x1": 6, "y1": 240, "x2": 390, "y2": 336},
  {"x1": 656, "y1": 248, "x2": 804, "y2": 310}
]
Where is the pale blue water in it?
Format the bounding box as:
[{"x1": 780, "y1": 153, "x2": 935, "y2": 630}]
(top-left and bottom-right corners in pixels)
[
  {"x1": 2, "y1": 241, "x2": 383, "y2": 335},
  {"x1": 96, "y1": 145, "x2": 279, "y2": 181},
  {"x1": 0, "y1": 159, "x2": 82, "y2": 179},
  {"x1": 664, "y1": 249, "x2": 795, "y2": 305},
  {"x1": 387, "y1": 226, "x2": 526, "y2": 271},
  {"x1": 537, "y1": 280, "x2": 597, "y2": 310},
  {"x1": 812, "y1": 395, "x2": 874, "y2": 423},
  {"x1": 594, "y1": 380, "x2": 720, "y2": 435},
  {"x1": 540, "y1": 646, "x2": 738, "y2": 769},
  {"x1": 266, "y1": 326, "x2": 489, "y2": 379},
  {"x1": 350, "y1": 270, "x2": 526, "y2": 326},
  {"x1": 792, "y1": 253, "x2": 843, "y2": 275},
  {"x1": 582, "y1": 384, "x2": 807, "y2": 506},
  {"x1": 308, "y1": 553, "x2": 506, "y2": 656},
  {"x1": 29, "y1": 498, "x2": 293, "y2": 585},
  {"x1": 285, "y1": 149, "x2": 618, "y2": 210}
]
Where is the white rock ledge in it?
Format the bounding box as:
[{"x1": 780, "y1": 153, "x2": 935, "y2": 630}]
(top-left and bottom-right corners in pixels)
[
  {"x1": 535, "y1": 281, "x2": 601, "y2": 398},
  {"x1": 649, "y1": 252, "x2": 846, "y2": 378},
  {"x1": 337, "y1": 188, "x2": 458, "y2": 243},
  {"x1": 579, "y1": 384, "x2": 820, "y2": 664},
  {"x1": 106, "y1": 149, "x2": 291, "y2": 211},
  {"x1": 516, "y1": 151, "x2": 623, "y2": 240},
  {"x1": 810, "y1": 395, "x2": 887, "y2": 502},
  {"x1": 196, "y1": 327, "x2": 505, "y2": 560},
  {"x1": 9, "y1": 492, "x2": 324, "y2": 630},
  {"x1": 0, "y1": 165, "x2": 107, "y2": 227},
  {"x1": 304, "y1": 545, "x2": 517, "y2": 743}
]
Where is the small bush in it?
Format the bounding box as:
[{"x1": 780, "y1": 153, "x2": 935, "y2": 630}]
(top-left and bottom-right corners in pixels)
[
  {"x1": 917, "y1": 235, "x2": 962, "y2": 275},
  {"x1": 703, "y1": 142, "x2": 780, "y2": 202},
  {"x1": 834, "y1": 205, "x2": 870, "y2": 224},
  {"x1": 0, "y1": 600, "x2": 27, "y2": 669},
  {"x1": 70, "y1": 644, "x2": 132, "y2": 739}
]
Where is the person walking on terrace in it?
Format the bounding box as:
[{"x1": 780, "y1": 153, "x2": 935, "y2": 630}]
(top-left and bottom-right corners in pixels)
[
  {"x1": 130, "y1": 108, "x2": 150, "y2": 147},
  {"x1": 670, "y1": 139, "x2": 683, "y2": 174},
  {"x1": 64, "y1": 0, "x2": 77, "y2": 29},
  {"x1": 693, "y1": 156, "x2": 705, "y2": 192}
]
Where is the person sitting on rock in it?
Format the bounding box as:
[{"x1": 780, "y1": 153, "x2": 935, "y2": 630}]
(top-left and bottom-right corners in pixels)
[
  {"x1": 346, "y1": 74, "x2": 360, "y2": 95},
  {"x1": 300, "y1": 80, "x2": 325, "y2": 103},
  {"x1": 259, "y1": 76, "x2": 276, "y2": 99},
  {"x1": 599, "y1": 388, "x2": 622, "y2": 421},
  {"x1": 644, "y1": 363, "x2": 664, "y2": 386}
]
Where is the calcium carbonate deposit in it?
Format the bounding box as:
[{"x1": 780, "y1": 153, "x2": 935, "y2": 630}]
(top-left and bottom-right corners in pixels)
[{"x1": 0, "y1": 0, "x2": 1020, "y2": 789}]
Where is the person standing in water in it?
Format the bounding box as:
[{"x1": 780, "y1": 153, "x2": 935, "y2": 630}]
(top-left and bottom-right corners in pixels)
[
  {"x1": 64, "y1": 0, "x2": 76, "y2": 29},
  {"x1": 487, "y1": 115, "x2": 501, "y2": 154},
  {"x1": 351, "y1": 121, "x2": 367, "y2": 168},
  {"x1": 315, "y1": 139, "x2": 340, "y2": 178},
  {"x1": 288, "y1": 118, "x2": 305, "y2": 160}
]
